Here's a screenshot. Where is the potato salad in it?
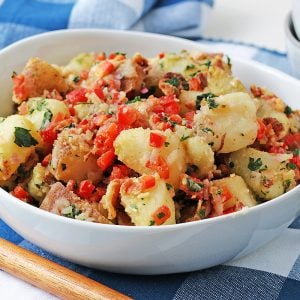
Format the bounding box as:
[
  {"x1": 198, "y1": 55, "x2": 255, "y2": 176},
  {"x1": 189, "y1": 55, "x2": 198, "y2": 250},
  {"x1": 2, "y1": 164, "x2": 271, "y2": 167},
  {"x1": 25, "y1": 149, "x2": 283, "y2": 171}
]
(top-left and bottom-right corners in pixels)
[{"x1": 1, "y1": 50, "x2": 299, "y2": 226}]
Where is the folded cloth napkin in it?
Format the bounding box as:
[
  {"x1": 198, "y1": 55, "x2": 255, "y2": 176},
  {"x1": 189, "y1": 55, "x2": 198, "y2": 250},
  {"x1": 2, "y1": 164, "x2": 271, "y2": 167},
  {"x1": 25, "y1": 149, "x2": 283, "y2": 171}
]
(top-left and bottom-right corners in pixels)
[{"x1": 1, "y1": 0, "x2": 300, "y2": 299}]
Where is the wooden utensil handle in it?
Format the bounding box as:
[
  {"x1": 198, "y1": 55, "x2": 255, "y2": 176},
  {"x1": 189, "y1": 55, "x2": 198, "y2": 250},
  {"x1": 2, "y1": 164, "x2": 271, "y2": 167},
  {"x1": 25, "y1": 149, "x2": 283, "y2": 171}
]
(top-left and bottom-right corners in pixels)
[{"x1": 0, "y1": 238, "x2": 132, "y2": 300}]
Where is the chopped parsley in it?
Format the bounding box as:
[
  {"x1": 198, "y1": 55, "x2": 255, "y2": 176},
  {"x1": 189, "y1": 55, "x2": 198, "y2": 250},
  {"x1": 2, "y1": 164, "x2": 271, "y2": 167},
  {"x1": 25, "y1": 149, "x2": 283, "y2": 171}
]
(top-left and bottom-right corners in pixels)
[
  {"x1": 283, "y1": 179, "x2": 292, "y2": 192},
  {"x1": 226, "y1": 56, "x2": 231, "y2": 67},
  {"x1": 229, "y1": 161, "x2": 235, "y2": 168},
  {"x1": 36, "y1": 99, "x2": 47, "y2": 111},
  {"x1": 198, "y1": 209, "x2": 206, "y2": 218},
  {"x1": 126, "y1": 96, "x2": 141, "y2": 104},
  {"x1": 62, "y1": 204, "x2": 82, "y2": 219},
  {"x1": 166, "y1": 183, "x2": 173, "y2": 190},
  {"x1": 17, "y1": 164, "x2": 29, "y2": 179},
  {"x1": 166, "y1": 77, "x2": 180, "y2": 87},
  {"x1": 180, "y1": 135, "x2": 190, "y2": 141},
  {"x1": 73, "y1": 76, "x2": 80, "y2": 83},
  {"x1": 149, "y1": 220, "x2": 155, "y2": 226},
  {"x1": 182, "y1": 81, "x2": 189, "y2": 91},
  {"x1": 61, "y1": 163, "x2": 67, "y2": 171},
  {"x1": 40, "y1": 109, "x2": 53, "y2": 129},
  {"x1": 248, "y1": 157, "x2": 263, "y2": 171},
  {"x1": 164, "y1": 141, "x2": 170, "y2": 147},
  {"x1": 157, "y1": 212, "x2": 166, "y2": 219},
  {"x1": 284, "y1": 105, "x2": 293, "y2": 115},
  {"x1": 293, "y1": 149, "x2": 300, "y2": 156},
  {"x1": 115, "y1": 51, "x2": 126, "y2": 56},
  {"x1": 14, "y1": 127, "x2": 38, "y2": 147},
  {"x1": 185, "y1": 64, "x2": 195, "y2": 70},
  {"x1": 196, "y1": 93, "x2": 217, "y2": 110},
  {"x1": 208, "y1": 142, "x2": 214, "y2": 146},
  {"x1": 203, "y1": 60, "x2": 211, "y2": 68},
  {"x1": 287, "y1": 162, "x2": 297, "y2": 170},
  {"x1": 201, "y1": 127, "x2": 214, "y2": 135},
  {"x1": 186, "y1": 177, "x2": 204, "y2": 192}
]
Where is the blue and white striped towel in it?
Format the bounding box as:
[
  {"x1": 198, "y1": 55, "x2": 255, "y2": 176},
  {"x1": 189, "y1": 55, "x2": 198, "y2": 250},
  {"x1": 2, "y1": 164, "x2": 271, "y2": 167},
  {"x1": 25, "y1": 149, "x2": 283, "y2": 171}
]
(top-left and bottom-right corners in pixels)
[{"x1": 0, "y1": 0, "x2": 300, "y2": 299}]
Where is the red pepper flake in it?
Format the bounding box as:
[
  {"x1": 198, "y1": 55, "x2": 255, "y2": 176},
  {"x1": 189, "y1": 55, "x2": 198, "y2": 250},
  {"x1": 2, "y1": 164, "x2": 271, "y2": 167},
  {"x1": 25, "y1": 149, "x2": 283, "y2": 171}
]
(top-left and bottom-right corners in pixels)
[
  {"x1": 151, "y1": 205, "x2": 171, "y2": 225},
  {"x1": 149, "y1": 132, "x2": 166, "y2": 148},
  {"x1": 77, "y1": 180, "x2": 95, "y2": 199}
]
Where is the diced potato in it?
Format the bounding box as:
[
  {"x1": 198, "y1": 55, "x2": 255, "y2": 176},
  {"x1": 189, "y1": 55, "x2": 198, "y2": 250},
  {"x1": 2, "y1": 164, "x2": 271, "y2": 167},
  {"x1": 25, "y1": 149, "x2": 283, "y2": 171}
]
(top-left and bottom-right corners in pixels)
[
  {"x1": 40, "y1": 182, "x2": 111, "y2": 224},
  {"x1": 207, "y1": 67, "x2": 247, "y2": 96},
  {"x1": 49, "y1": 128, "x2": 102, "y2": 184},
  {"x1": 13, "y1": 57, "x2": 68, "y2": 103},
  {"x1": 62, "y1": 53, "x2": 96, "y2": 77},
  {"x1": 183, "y1": 136, "x2": 215, "y2": 178},
  {"x1": 25, "y1": 97, "x2": 69, "y2": 131},
  {"x1": 114, "y1": 128, "x2": 186, "y2": 188},
  {"x1": 28, "y1": 163, "x2": 51, "y2": 204},
  {"x1": 120, "y1": 174, "x2": 176, "y2": 226},
  {"x1": 74, "y1": 92, "x2": 109, "y2": 120},
  {"x1": 228, "y1": 147, "x2": 296, "y2": 200},
  {"x1": 195, "y1": 92, "x2": 258, "y2": 153},
  {"x1": 212, "y1": 175, "x2": 257, "y2": 208},
  {"x1": 0, "y1": 115, "x2": 41, "y2": 181}
]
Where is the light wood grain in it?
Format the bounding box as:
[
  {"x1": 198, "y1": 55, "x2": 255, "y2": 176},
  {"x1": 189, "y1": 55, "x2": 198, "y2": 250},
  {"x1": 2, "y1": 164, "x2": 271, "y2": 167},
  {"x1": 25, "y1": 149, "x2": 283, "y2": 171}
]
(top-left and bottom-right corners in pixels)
[{"x1": 0, "y1": 238, "x2": 132, "y2": 300}]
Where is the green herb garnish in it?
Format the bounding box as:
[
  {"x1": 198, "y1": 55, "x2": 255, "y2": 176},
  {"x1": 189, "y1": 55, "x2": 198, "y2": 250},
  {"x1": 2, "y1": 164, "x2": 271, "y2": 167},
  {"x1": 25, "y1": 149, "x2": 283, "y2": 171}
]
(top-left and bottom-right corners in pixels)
[
  {"x1": 201, "y1": 127, "x2": 214, "y2": 135},
  {"x1": 283, "y1": 179, "x2": 292, "y2": 192},
  {"x1": 40, "y1": 109, "x2": 53, "y2": 129},
  {"x1": 185, "y1": 64, "x2": 195, "y2": 70},
  {"x1": 62, "y1": 204, "x2": 82, "y2": 219},
  {"x1": 126, "y1": 96, "x2": 141, "y2": 104},
  {"x1": 166, "y1": 77, "x2": 180, "y2": 87},
  {"x1": 196, "y1": 93, "x2": 217, "y2": 110},
  {"x1": 61, "y1": 163, "x2": 67, "y2": 171},
  {"x1": 287, "y1": 162, "x2": 297, "y2": 170},
  {"x1": 248, "y1": 157, "x2": 263, "y2": 171},
  {"x1": 149, "y1": 220, "x2": 155, "y2": 226},
  {"x1": 284, "y1": 105, "x2": 293, "y2": 115},
  {"x1": 166, "y1": 183, "x2": 173, "y2": 190},
  {"x1": 73, "y1": 76, "x2": 80, "y2": 83},
  {"x1": 229, "y1": 161, "x2": 235, "y2": 168},
  {"x1": 157, "y1": 212, "x2": 165, "y2": 219},
  {"x1": 14, "y1": 127, "x2": 38, "y2": 147},
  {"x1": 186, "y1": 177, "x2": 204, "y2": 192},
  {"x1": 180, "y1": 135, "x2": 190, "y2": 141}
]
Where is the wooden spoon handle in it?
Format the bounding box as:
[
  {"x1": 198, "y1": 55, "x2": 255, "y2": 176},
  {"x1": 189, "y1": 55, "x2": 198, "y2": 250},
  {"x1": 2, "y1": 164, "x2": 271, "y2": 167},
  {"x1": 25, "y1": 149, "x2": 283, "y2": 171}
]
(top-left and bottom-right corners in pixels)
[{"x1": 0, "y1": 238, "x2": 132, "y2": 300}]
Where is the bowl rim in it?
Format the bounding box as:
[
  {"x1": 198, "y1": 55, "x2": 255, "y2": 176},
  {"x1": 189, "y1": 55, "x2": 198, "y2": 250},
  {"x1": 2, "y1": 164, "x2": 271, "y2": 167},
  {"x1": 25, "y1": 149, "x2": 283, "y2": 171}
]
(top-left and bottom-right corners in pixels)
[{"x1": 0, "y1": 28, "x2": 300, "y2": 232}]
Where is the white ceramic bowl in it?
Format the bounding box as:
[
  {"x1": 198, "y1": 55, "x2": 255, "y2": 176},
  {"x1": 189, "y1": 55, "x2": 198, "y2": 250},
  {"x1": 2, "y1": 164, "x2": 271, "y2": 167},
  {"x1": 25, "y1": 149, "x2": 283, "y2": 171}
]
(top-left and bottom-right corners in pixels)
[
  {"x1": 285, "y1": 12, "x2": 300, "y2": 79},
  {"x1": 0, "y1": 30, "x2": 300, "y2": 275}
]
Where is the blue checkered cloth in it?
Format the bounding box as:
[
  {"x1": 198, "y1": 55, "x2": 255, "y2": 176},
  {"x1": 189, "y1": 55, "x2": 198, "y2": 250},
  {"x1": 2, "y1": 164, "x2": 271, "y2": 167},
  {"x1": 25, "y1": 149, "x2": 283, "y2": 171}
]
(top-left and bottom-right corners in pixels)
[{"x1": 1, "y1": 0, "x2": 300, "y2": 299}]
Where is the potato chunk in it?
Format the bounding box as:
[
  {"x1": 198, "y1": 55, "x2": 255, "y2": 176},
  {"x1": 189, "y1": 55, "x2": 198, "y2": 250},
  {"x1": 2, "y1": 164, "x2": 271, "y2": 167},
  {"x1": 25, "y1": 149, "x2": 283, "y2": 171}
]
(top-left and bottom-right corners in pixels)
[
  {"x1": 120, "y1": 174, "x2": 176, "y2": 226},
  {"x1": 184, "y1": 136, "x2": 215, "y2": 178},
  {"x1": 212, "y1": 175, "x2": 257, "y2": 209},
  {"x1": 25, "y1": 97, "x2": 69, "y2": 131},
  {"x1": 228, "y1": 147, "x2": 296, "y2": 200},
  {"x1": 195, "y1": 92, "x2": 257, "y2": 153},
  {"x1": 40, "y1": 182, "x2": 111, "y2": 224},
  {"x1": 114, "y1": 128, "x2": 186, "y2": 188},
  {"x1": 13, "y1": 57, "x2": 68, "y2": 103},
  {"x1": 0, "y1": 115, "x2": 41, "y2": 181},
  {"x1": 28, "y1": 163, "x2": 51, "y2": 204},
  {"x1": 49, "y1": 128, "x2": 101, "y2": 184}
]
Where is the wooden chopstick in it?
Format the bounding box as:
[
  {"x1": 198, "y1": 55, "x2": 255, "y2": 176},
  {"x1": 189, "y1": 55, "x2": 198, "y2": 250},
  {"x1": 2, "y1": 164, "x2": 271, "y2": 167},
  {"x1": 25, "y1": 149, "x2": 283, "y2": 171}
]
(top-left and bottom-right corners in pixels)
[{"x1": 0, "y1": 238, "x2": 132, "y2": 300}]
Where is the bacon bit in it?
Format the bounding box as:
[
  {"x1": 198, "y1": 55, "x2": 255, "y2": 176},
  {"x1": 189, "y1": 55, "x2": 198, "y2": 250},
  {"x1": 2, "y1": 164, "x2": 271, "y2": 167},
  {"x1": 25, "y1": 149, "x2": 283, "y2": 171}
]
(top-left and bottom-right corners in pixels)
[
  {"x1": 263, "y1": 117, "x2": 284, "y2": 137},
  {"x1": 18, "y1": 102, "x2": 28, "y2": 115},
  {"x1": 257, "y1": 119, "x2": 266, "y2": 141},
  {"x1": 213, "y1": 58, "x2": 224, "y2": 69},
  {"x1": 66, "y1": 179, "x2": 76, "y2": 191},
  {"x1": 250, "y1": 85, "x2": 263, "y2": 98},
  {"x1": 80, "y1": 70, "x2": 89, "y2": 80},
  {"x1": 43, "y1": 89, "x2": 63, "y2": 100},
  {"x1": 184, "y1": 111, "x2": 195, "y2": 128},
  {"x1": 217, "y1": 134, "x2": 226, "y2": 152},
  {"x1": 262, "y1": 177, "x2": 273, "y2": 188}
]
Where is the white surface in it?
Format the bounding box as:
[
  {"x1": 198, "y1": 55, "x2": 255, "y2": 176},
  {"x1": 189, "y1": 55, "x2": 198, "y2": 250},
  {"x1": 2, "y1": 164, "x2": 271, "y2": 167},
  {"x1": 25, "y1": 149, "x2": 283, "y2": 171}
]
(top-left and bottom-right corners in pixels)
[{"x1": 203, "y1": 0, "x2": 291, "y2": 52}]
